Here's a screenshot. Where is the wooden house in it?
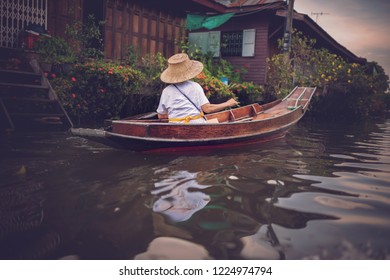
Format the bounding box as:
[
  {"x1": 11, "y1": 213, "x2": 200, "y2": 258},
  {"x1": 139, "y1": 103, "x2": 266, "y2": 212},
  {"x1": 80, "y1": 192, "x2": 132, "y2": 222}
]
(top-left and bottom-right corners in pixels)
[
  {"x1": 1, "y1": 0, "x2": 365, "y2": 84},
  {"x1": 1, "y1": 0, "x2": 211, "y2": 60},
  {"x1": 186, "y1": 0, "x2": 366, "y2": 84}
]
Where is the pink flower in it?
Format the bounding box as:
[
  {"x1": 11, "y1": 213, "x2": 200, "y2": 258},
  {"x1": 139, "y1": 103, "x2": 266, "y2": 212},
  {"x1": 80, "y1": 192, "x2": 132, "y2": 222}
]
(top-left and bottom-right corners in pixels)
[
  {"x1": 108, "y1": 71, "x2": 113, "y2": 75},
  {"x1": 71, "y1": 93, "x2": 77, "y2": 98},
  {"x1": 51, "y1": 73, "x2": 56, "y2": 78},
  {"x1": 71, "y1": 77, "x2": 77, "y2": 82}
]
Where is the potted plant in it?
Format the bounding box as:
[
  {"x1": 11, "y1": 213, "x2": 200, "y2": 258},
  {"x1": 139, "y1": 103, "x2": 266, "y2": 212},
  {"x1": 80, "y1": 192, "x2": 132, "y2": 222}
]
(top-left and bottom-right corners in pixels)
[{"x1": 57, "y1": 53, "x2": 77, "y2": 73}]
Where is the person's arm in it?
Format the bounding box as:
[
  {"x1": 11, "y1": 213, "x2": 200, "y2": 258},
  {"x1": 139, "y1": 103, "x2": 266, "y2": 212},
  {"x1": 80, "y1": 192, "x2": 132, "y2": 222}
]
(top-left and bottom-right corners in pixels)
[
  {"x1": 158, "y1": 113, "x2": 168, "y2": 119},
  {"x1": 201, "y1": 98, "x2": 238, "y2": 114}
]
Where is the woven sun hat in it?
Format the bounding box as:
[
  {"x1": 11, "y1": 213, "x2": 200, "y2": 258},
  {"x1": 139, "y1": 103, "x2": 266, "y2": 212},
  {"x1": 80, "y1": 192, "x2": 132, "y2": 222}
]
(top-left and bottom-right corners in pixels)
[{"x1": 160, "y1": 53, "x2": 204, "y2": 84}]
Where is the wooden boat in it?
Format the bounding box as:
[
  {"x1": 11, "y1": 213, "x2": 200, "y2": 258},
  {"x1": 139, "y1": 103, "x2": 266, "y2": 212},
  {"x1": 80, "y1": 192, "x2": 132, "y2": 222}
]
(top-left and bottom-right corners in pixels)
[{"x1": 71, "y1": 86, "x2": 316, "y2": 152}]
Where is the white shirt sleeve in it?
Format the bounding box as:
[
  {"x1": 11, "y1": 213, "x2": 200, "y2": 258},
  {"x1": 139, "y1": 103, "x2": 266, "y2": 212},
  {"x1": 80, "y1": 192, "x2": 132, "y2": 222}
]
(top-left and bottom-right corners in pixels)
[{"x1": 192, "y1": 82, "x2": 210, "y2": 108}]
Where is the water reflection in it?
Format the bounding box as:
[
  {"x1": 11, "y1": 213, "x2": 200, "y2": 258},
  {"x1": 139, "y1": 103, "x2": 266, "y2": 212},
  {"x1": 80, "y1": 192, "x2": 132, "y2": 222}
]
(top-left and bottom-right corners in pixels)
[
  {"x1": 0, "y1": 119, "x2": 389, "y2": 259},
  {"x1": 152, "y1": 171, "x2": 211, "y2": 223},
  {"x1": 148, "y1": 169, "x2": 281, "y2": 259},
  {"x1": 135, "y1": 236, "x2": 212, "y2": 260},
  {"x1": 147, "y1": 162, "x2": 338, "y2": 259}
]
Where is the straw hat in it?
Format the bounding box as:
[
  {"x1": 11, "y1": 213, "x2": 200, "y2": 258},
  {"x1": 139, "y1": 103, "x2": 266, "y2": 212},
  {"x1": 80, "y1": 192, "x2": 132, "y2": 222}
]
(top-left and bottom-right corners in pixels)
[{"x1": 160, "y1": 53, "x2": 204, "y2": 84}]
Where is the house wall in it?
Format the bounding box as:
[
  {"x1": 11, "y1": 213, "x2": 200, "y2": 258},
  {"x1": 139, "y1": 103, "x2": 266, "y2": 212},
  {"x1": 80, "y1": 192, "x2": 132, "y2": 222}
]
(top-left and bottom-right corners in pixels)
[
  {"x1": 47, "y1": 0, "x2": 83, "y2": 37},
  {"x1": 198, "y1": 11, "x2": 274, "y2": 85},
  {"x1": 47, "y1": 0, "x2": 187, "y2": 61},
  {"x1": 104, "y1": 0, "x2": 187, "y2": 60},
  {"x1": 190, "y1": 12, "x2": 275, "y2": 84}
]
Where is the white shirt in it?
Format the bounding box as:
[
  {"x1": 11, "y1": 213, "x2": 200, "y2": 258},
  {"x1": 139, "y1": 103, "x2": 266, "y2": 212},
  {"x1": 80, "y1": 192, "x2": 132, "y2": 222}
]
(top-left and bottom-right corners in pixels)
[{"x1": 157, "y1": 81, "x2": 210, "y2": 124}]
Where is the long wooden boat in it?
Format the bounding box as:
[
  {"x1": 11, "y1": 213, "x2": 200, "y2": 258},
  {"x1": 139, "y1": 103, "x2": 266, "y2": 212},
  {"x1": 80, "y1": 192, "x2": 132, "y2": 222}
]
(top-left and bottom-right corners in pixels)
[{"x1": 71, "y1": 87, "x2": 316, "y2": 152}]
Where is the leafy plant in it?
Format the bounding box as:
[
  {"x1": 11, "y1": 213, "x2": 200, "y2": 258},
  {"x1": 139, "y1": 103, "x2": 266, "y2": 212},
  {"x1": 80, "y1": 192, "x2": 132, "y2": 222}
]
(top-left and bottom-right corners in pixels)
[
  {"x1": 124, "y1": 45, "x2": 140, "y2": 68},
  {"x1": 52, "y1": 61, "x2": 145, "y2": 123},
  {"x1": 138, "y1": 53, "x2": 167, "y2": 95},
  {"x1": 229, "y1": 81, "x2": 264, "y2": 105},
  {"x1": 267, "y1": 30, "x2": 390, "y2": 119},
  {"x1": 33, "y1": 36, "x2": 73, "y2": 64},
  {"x1": 193, "y1": 71, "x2": 236, "y2": 103},
  {"x1": 65, "y1": 14, "x2": 105, "y2": 60}
]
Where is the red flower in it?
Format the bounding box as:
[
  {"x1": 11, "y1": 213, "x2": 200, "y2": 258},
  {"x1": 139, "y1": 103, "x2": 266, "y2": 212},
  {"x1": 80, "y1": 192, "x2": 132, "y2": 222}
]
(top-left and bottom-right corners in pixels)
[
  {"x1": 108, "y1": 71, "x2": 113, "y2": 75},
  {"x1": 71, "y1": 93, "x2": 77, "y2": 98},
  {"x1": 71, "y1": 77, "x2": 77, "y2": 82},
  {"x1": 51, "y1": 73, "x2": 56, "y2": 78}
]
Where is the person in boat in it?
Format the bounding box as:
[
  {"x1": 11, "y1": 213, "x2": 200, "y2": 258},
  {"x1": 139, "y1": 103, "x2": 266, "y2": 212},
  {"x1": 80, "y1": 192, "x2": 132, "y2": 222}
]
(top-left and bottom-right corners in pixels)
[{"x1": 157, "y1": 53, "x2": 238, "y2": 124}]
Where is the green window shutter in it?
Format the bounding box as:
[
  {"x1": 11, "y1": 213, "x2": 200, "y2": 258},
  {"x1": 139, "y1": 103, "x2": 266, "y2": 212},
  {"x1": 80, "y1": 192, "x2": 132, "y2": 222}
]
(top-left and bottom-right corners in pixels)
[
  {"x1": 242, "y1": 29, "x2": 256, "y2": 57},
  {"x1": 188, "y1": 31, "x2": 221, "y2": 57},
  {"x1": 209, "y1": 31, "x2": 221, "y2": 57},
  {"x1": 188, "y1": 32, "x2": 209, "y2": 54}
]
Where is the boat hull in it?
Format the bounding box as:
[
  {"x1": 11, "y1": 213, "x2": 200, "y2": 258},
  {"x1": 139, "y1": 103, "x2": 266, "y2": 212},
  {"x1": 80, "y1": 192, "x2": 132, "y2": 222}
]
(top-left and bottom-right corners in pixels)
[
  {"x1": 70, "y1": 87, "x2": 316, "y2": 152},
  {"x1": 71, "y1": 107, "x2": 302, "y2": 152}
]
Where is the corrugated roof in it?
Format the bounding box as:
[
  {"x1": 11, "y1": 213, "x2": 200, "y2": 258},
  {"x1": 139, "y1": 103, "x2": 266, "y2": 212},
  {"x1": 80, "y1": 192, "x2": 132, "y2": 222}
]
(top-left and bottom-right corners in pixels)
[{"x1": 214, "y1": 0, "x2": 285, "y2": 7}]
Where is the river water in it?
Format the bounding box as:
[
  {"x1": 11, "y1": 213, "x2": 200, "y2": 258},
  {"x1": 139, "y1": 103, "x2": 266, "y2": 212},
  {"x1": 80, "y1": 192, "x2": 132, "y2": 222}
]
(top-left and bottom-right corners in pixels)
[{"x1": 0, "y1": 119, "x2": 389, "y2": 260}]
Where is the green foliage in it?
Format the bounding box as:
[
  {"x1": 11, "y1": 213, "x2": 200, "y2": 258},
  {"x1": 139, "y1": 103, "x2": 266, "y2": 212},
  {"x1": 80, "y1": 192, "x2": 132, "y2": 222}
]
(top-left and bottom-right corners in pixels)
[
  {"x1": 267, "y1": 30, "x2": 390, "y2": 120},
  {"x1": 266, "y1": 54, "x2": 293, "y2": 98},
  {"x1": 33, "y1": 36, "x2": 74, "y2": 64},
  {"x1": 193, "y1": 72, "x2": 236, "y2": 103},
  {"x1": 138, "y1": 53, "x2": 167, "y2": 95},
  {"x1": 124, "y1": 45, "x2": 140, "y2": 69},
  {"x1": 51, "y1": 61, "x2": 145, "y2": 123},
  {"x1": 229, "y1": 82, "x2": 265, "y2": 105},
  {"x1": 65, "y1": 14, "x2": 105, "y2": 60}
]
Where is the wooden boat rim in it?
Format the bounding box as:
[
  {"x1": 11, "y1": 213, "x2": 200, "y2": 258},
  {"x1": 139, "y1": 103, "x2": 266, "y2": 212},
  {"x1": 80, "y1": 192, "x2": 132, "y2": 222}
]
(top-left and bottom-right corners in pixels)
[
  {"x1": 111, "y1": 104, "x2": 304, "y2": 127},
  {"x1": 106, "y1": 118, "x2": 299, "y2": 143}
]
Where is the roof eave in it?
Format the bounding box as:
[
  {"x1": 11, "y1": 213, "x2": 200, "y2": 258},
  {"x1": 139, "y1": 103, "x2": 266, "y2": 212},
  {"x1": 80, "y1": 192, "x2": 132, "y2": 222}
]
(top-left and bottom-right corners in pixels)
[{"x1": 191, "y1": 0, "x2": 227, "y2": 13}]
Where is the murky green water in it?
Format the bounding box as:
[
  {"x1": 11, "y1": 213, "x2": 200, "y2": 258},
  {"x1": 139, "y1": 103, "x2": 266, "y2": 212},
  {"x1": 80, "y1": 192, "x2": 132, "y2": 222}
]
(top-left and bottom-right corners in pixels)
[{"x1": 0, "y1": 119, "x2": 389, "y2": 259}]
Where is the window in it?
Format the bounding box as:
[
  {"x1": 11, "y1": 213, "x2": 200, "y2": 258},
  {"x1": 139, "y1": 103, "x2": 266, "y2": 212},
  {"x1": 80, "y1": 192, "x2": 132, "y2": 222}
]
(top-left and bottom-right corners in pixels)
[
  {"x1": 188, "y1": 29, "x2": 255, "y2": 58},
  {"x1": 188, "y1": 31, "x2": 220, "y2": 57},
  {"x1": 221, "y1": 31, "x2": 243, "y2": 57}
]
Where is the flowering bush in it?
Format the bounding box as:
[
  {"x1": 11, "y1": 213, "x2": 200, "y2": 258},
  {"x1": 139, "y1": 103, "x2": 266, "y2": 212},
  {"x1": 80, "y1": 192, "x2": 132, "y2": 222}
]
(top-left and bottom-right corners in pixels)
[
  {"x1": 229, "y1": 82, "x2": 265, "y2": 105},
  {"x1": 52, "y1": 61, "x2": 144, "y2": 122},
  {"x1": 193, "y1": 71, "x2": 236, "y2": 103}
]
